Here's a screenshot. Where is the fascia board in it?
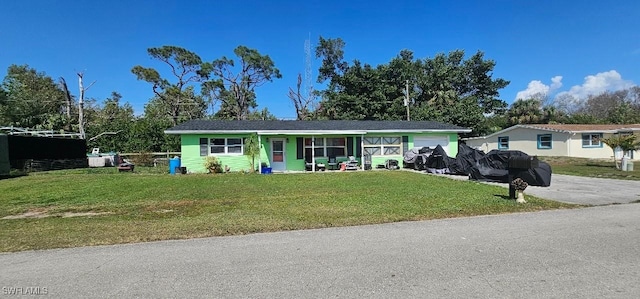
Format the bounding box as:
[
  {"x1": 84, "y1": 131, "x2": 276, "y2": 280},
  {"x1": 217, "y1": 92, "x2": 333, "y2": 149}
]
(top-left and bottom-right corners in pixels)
[{"x1": 166, "y1": 129, "x2": 471, "y2": 135}]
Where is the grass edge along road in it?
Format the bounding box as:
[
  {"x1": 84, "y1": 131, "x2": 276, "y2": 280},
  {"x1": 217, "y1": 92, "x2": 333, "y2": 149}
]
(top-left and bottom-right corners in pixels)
[{"x1": 0, "y1": 170, "x2": 578, "y2": 252}]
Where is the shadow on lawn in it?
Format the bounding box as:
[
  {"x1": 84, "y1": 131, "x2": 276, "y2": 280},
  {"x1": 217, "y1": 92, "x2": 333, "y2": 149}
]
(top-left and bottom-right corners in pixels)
[{"x1": 0, "y1": 173, "x2": 28, "y2": 180}]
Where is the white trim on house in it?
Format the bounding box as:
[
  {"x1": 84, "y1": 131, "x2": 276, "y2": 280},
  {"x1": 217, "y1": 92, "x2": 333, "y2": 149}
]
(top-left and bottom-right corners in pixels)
[
  {"x1": 463, "y1": 124, "x2": 640, "y2": 160},
  {"x1": 464, "y1": 124, "x2": 640, "y2": 141},
  {"x1": 166, "y1": 129, "x2": 470, "y2": 135}
]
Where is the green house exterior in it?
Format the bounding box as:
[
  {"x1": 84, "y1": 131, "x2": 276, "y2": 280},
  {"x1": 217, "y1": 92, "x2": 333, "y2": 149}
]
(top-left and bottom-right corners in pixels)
[{"x1": 165, "y1": 120, "x2": 471, "y2": 173}]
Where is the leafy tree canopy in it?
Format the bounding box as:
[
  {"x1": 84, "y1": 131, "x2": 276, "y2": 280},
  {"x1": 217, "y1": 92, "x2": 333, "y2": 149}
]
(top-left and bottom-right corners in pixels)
[
  {"x1": 314, "y1": 37, "x2": 510, "y2": 135},
  {"x1": 0, "y1": 64, "x2": 67, "y2": 129}
]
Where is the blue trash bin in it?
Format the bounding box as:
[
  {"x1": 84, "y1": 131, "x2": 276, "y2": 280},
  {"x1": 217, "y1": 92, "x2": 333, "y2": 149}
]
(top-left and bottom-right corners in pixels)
[
  {"x1": 261, "y1": 167, "x2": 272, "y2": 174},
  {"x1": 169, "y1": 158, "x2": 181, "y2": 175}
]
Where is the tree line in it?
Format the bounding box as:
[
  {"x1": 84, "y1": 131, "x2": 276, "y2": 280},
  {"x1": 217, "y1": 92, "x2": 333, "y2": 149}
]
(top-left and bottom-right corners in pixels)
[{"x1": 1, "y1": 37, "x2": 638, "y2": 153}]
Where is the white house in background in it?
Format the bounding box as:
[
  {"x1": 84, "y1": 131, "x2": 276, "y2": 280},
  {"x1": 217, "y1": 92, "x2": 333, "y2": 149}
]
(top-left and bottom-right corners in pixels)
[{"x1": 463, "y1": 124, "x2": 640, "y2": 160}]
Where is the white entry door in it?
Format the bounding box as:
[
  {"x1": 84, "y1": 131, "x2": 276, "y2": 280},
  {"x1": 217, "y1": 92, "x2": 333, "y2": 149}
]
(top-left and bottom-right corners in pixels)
[{"x1": 270, "y1": 139, "x2": 286, "y2": 171}]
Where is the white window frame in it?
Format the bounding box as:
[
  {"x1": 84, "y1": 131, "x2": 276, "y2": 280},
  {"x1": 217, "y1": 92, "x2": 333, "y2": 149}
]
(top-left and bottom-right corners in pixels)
[
  {"x1": 208, "y1": 137, "x2": 244, "y2": 155},
  {"x1": 304, "y1": 137, "x2": 346, "y2": 157},
  {"x1": 363, "y1": 136, "x2": 401, "y2": 156},
  {"x1": 581, "y1": 133, "x2": 602, "y2": 148}
]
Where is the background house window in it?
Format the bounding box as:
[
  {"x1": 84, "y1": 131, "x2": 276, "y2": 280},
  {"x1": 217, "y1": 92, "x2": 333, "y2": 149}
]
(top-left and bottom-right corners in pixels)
[
  {"x1": 582, "y1": 133, "x2": 602, "y2": 148},
  {"x1": 304, "y1": 137, "x2": 346, "y2": 157},
  {"x1": 498, "y1": 136, "x2": 509, "y2": 149},
  {"x1": 364, "y1": 137, "x2": 401, "y2": 156},
  {"x1": 537, "y1": 134, "x2": 552, "y2": 149},
  {"x1": 208, "y1": 138, "x2": 244, "y2": 155}
]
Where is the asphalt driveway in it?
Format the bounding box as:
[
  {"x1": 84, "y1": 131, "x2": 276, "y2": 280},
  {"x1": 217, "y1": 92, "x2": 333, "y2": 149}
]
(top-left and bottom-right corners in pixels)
[
  {"x1": 437, "y1": 172, "x2": 640, "y2": 206},
  {"x1": 519, "y1": 174, "x2": 640, "y2": 205}
]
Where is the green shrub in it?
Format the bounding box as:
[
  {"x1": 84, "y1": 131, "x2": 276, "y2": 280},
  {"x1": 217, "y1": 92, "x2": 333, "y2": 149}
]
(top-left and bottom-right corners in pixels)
[{"x1": 203, "y1": 156, "x2": 223, "y2": 173}]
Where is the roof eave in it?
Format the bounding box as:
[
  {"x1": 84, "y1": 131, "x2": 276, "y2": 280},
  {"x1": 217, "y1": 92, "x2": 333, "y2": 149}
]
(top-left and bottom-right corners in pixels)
[{"x1": 165, "y1": 129, "x2": 471, "y2": 135}]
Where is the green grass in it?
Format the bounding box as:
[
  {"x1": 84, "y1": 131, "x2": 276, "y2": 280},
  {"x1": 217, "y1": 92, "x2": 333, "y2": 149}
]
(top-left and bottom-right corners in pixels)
[
  {"x1": 0, "y1": 169, "x2": 577, "y2": 252},
  {"x1": 540, "y1": 156, "x2": 640, "y2": 181}
]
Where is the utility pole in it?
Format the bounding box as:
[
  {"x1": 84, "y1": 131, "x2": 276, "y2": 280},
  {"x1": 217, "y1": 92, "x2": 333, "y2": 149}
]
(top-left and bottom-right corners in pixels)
[
  {"x1": 77, "y1": 72, "x2": 96, "y2": 140},
  {"x1": 78, "y1": 73, "x2": 85, "y2": 139},
  {"x1": 404, "y1": 80, "x2": 411, "y2": 121}
]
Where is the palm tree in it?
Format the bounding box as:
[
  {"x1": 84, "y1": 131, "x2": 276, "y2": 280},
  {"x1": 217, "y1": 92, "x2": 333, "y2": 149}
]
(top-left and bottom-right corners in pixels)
[{"x1": 507, "y1": 99, "x2": 543, "y2": 125}]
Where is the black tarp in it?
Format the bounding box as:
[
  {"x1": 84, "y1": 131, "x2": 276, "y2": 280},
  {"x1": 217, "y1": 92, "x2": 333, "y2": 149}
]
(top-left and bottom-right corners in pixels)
[
  {"x1": 468, "y1": 150, "x2": 552, "y2": 187},
  {"x1": 448, "y1": 143, "x2": 485, "y2": 175},
  {"x1": 425, "y1": 145, "x2": 454, "y2": 174}
]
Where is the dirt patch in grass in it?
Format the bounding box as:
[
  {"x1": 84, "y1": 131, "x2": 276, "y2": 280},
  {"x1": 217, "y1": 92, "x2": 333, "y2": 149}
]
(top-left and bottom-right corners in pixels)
[
  {"x1": 1, "y1": 209, "x2": 50, "y2": 219},
  {"x1": 2, "y1": 209, "x2": 112, "y2": 220}
]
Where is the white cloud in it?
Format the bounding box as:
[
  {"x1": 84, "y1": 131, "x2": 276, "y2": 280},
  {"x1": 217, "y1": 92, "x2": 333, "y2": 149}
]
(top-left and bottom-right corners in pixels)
[
  {"x1": 550, "y1": 76, "x2": 563, "y2": 91},
  {"x1": 515, "y1": 76, "x2": 563, "y2": 101},
  {"x1": 555, "y1": 70, "x2": 635, "y2": 100}
]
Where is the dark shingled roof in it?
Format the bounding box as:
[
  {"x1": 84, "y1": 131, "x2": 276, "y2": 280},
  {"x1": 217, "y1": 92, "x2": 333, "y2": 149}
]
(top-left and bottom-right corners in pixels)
[{"x1": 165, "y1": 120, "x2": 470, "y2": 132}]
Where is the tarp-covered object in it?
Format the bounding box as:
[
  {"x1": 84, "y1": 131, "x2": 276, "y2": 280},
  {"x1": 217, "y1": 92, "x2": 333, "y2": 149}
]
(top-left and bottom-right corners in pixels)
[
  {"x1": 448, "y1": 143, "x2": 485, "y2": 175},
  {"x1": 425, "y1": 145, "x2": 454, "y2": 174},
  {"x1": 468, "y1": 150, "x2": 551, "y2": 187},
  {"x1": 403, "y1": 147, "x2": 432, "y2": 170}
]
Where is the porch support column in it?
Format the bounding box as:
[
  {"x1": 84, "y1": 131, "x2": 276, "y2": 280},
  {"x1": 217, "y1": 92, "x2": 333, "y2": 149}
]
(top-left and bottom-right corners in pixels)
[
  {"x1": 311, "y1": 136, "x2": 315, "y2": 172},
  {"x1": 361, "y1": 134, "x2": 365, "y2": 170},
  {"x1": 258, "y1": 134, "x2": 262, "y2": 170}
]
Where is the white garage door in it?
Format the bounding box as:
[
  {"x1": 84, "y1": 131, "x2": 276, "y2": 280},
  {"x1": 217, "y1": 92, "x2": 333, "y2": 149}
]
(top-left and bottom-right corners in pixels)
[{"x1": 413, "y1": 136, "x2": 449, "y2": 154}]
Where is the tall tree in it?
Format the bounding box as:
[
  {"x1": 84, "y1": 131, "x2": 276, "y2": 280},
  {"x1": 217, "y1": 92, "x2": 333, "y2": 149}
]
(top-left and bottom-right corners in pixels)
[
  {"x1": 143, "y1": 87, "x2": 207, "y2": 121},
  {"x1": 210, "y1": 46, "x2": 282, "y2": 120},
  {"x1": 316, "y1": 36, "x2": 349, "y2": 85},
  {"x1": 314, "y1": 39, "x2": 510, "y2": 135},
  {"x1": 0, "y1": 65, "x2": 67, "y2": 129},
  {"x1": 131, "y1": 46, "x2": 212, "y2": 126},
  {"x1": 85, "y1": 91, "x2": 135, "y2": 152},
  {"x1": 554, "y1": 87, "x2": 640, "y2": 124},
  {"x1": 288, "y1": 73, "x2": 316, "y2": 120}
]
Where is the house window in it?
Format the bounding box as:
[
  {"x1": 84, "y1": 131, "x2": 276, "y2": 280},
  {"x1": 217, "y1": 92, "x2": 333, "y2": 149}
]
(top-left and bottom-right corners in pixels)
[
  {"x1": 363, "y1": 137, "x2": 401, "y2": 156},
  {"x1": 537, "y1": 134, "x2": 552, "y2": 149},
  {"x1": 582, "y1": 133, "x2": 602, "y2": 148},
  {"x1": 304, "y1": 137, "x2": 346, "y2": 157},
  {"x1": 207, "y1": 138, "x2": 244, "y2": 155},
  {"x1": 199, "y1": 138, "x2": 208, "y2": 156},
  {"x1": 498, "y1": 136, "x2": 509, "y2": 149}
]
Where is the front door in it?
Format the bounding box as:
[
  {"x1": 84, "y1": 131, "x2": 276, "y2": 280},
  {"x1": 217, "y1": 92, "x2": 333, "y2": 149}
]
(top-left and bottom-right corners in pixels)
[{"x1": 270, "y1": 139, "x2": 286, "y2": 171}]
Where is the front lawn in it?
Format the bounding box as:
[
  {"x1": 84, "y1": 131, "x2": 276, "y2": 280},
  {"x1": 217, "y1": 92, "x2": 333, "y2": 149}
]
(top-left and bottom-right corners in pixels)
[{"x1": 0, "y1": 169, "x2": 576, "y2": 252}]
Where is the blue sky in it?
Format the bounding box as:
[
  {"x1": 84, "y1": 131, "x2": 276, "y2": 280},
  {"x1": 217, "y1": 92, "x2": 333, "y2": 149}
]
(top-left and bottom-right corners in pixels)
[{"x1": 1, "y1": 0, "x2": 638, "y2": 118}]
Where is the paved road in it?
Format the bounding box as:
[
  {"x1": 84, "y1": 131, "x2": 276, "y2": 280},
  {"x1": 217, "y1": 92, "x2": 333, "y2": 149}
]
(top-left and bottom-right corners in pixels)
[
  {"x1": 2, "y1": 204, "x2": 640, "y2": 298},
  {"x1": 432, "y1": 172, "x2": 640, "y2": 206}
]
